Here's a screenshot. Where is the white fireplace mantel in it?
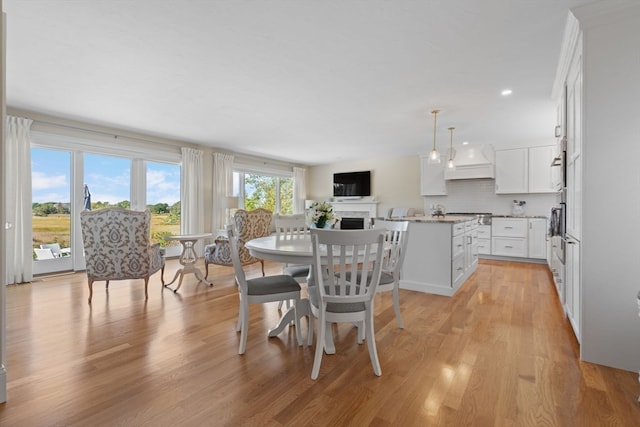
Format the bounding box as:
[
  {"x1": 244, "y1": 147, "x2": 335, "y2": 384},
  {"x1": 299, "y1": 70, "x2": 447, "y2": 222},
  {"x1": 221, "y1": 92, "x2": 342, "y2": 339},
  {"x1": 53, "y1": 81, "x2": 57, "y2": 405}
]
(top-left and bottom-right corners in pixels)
[{"x1": 329, "y1": 201, "x2": 378, "y2": 219}]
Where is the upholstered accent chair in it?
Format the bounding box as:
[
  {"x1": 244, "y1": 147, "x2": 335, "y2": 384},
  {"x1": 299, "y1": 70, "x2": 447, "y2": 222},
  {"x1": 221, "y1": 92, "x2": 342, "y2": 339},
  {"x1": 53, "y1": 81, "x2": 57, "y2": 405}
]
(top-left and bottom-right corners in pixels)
[
  {"x1": 80, "y1": 208, "x2": 165, "y2": 303},
  {"x1": 203, "y1": 208, "x2": 272, "y2": 279}
]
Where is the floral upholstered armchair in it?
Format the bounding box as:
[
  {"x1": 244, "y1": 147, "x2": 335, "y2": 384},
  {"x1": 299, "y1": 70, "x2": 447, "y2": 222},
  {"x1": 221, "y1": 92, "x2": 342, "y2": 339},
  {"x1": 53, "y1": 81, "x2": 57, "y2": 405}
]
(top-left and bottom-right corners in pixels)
[
  {"x1": 80, "y1": 208, "x2": 165, "y2": 303},
  {"x1": 204, "y1": 208, "x2": 272, "y2": 279}
]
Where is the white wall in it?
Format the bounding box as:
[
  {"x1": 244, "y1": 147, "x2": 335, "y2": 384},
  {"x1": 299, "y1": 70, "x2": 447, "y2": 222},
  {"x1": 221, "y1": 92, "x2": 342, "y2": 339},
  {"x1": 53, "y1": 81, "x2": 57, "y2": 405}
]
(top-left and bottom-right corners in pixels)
[
  {"x1": 578, "y1": 4, "x2": 640, "y2": 372},
  {"x1": 307, "y1": 155, "x2": 423, "y2": 217},
  {"x1": 308, "y1": 154, "x2": 556, "y2": 218}
]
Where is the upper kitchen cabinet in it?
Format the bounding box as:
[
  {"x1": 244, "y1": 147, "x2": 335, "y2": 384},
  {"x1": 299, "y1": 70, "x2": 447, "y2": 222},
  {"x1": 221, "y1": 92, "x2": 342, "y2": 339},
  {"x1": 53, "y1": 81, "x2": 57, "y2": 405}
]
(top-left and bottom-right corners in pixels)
[
  {"x1": 419, "y1": 154, "x2": 447, "y2": 196},
  {"x1": 528, "y1": 145, "x2": 556, "y2": 193},
  {"x1": 495, "y1": 146, "x2": 556, "y2": 194},
  {"x1": 495, "y1": 148, "x2": 528, "y2": 193}
]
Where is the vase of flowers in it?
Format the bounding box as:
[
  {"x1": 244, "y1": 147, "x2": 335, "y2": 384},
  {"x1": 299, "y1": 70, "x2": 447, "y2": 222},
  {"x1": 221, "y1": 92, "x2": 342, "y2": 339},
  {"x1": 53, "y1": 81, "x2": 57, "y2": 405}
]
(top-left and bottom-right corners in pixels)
[{"x1": 308, "y1": 201, "x2": 339, "y2": 229}]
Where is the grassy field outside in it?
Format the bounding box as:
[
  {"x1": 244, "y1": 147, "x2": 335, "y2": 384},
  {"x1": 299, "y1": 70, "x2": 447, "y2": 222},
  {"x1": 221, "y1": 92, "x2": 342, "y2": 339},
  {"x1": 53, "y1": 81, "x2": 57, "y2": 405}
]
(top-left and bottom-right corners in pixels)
[{"x1": 32, "y1": 214, "x2": 181, "y2": 249}]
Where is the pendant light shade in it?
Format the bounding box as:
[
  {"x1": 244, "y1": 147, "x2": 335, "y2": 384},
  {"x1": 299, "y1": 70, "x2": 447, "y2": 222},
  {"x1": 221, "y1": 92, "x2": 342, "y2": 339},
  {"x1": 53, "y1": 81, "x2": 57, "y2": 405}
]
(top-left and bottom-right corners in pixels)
[
  {"x1": 427, "y1": 109, "x2": 441, "y2": 164},
  {"x1": 447, "y1": 127, "x2": 456, "y2": 170}
]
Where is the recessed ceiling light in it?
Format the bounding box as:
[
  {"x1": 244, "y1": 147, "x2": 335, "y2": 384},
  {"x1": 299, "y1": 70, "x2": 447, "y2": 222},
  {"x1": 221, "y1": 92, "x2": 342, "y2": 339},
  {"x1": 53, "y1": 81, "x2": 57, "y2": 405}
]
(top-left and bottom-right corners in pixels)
[
  {"x1": 501, "y1": 89, "x2": 513, "y2": 96},
  {"x1": 462, "y1": 141, "x2": 469, "y2": 145}
]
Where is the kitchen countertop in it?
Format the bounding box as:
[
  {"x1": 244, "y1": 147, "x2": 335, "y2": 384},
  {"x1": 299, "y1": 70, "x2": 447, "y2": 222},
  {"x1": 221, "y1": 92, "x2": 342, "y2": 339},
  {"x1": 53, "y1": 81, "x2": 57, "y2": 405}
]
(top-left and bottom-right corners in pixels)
[
  {"x1": 385, "y1": 215, "x2": 475, "y2": 224},
  {"x1": 382, "y1": 214, "x2": 548, "y2": 224}
]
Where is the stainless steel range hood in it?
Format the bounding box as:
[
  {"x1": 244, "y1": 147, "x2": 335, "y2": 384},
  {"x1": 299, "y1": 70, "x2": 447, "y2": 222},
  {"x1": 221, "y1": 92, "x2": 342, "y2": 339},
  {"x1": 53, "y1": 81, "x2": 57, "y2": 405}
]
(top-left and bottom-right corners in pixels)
[{"x1": 444, "y1": 144, "x2": 495, "y2": 180}]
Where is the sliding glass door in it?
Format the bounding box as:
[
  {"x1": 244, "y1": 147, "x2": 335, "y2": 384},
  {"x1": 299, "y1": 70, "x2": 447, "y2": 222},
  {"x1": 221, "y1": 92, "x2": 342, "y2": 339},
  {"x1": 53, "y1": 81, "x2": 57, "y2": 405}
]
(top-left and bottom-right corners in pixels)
[
  {"x1": 31, "y1": 147, "x2": 73, "y2": 274},
  {"x1": 146, "y1": 161, "x2": 181, "y2": 257}
]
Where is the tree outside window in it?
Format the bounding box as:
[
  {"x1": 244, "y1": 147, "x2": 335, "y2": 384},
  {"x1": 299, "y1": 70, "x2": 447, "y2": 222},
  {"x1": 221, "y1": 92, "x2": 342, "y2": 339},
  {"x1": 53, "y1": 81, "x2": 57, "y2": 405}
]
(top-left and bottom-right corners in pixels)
[{"x1": 241, "y1": 173, "x2": 293, "y2": 214}]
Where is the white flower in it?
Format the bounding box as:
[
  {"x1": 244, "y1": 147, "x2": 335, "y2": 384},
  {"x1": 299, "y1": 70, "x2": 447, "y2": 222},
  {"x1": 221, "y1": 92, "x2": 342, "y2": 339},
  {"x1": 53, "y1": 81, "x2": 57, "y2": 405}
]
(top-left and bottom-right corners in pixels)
[{"x1": 307, "y1": 201, "x2": 339, "y2": 227}]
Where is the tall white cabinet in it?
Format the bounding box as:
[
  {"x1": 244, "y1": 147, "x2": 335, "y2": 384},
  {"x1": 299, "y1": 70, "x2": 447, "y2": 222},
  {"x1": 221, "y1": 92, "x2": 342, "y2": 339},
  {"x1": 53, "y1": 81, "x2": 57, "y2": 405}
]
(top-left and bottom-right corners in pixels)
[{"x1": 551, "y1": 3, "x2": 640, "y2": 372}]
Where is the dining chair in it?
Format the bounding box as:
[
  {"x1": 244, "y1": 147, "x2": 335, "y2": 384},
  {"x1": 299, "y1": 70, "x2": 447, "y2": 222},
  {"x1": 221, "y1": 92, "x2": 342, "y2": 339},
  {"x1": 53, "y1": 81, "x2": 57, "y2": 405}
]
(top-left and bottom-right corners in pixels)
[
  {"x1": 227, "y1": 224, "x2": 303, "y2": 355},
  {"x1": 275, "y1": 217, "x2": 310, "y2": 310},
  {"x1": 372, "y1": 219, "x2": 410, "y2": 329},
  {"x1": 308, "y1": 228, "x2": 386, "y2": 380}
]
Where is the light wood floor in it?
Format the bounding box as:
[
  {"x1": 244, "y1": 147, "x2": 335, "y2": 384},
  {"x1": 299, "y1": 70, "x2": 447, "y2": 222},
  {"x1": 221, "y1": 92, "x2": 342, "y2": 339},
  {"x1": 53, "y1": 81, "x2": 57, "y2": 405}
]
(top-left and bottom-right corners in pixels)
[{"x1": 0, "y1": 259, "x2": 638, "y2": 426}]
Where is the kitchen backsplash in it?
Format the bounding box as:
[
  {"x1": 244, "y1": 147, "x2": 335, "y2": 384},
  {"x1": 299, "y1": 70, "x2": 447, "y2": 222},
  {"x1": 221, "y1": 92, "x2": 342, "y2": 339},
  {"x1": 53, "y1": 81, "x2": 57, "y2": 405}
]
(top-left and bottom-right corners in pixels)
[{"x1": 422, "y1": 178, "x2": 557, "y2": 217}]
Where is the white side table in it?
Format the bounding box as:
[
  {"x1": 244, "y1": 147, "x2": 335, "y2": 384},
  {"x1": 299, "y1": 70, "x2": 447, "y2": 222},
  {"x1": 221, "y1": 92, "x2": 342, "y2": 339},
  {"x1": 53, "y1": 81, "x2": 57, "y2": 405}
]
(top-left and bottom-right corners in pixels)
[{"x1": 163, "y1": 233, "x2": 213, "y2": 292}]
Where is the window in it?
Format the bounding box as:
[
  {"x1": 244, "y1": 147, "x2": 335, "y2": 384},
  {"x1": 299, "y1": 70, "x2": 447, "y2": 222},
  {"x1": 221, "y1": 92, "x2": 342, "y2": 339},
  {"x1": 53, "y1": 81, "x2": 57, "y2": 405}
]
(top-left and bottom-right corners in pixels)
[
  {"x1": 30, "y1": 127, "x2": 183, "y2": 273},
  {"x1": 146, "y1": 161, "x2": 181, "y2": 250},
  {"x1": 234, "y1": 171, "x2": 293, "y2": 214}
]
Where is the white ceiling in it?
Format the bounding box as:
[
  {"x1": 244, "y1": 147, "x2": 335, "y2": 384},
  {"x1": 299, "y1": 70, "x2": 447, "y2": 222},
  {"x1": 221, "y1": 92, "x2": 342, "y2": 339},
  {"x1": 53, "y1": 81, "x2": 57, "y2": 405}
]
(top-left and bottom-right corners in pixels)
[{"x1": 4, "y1": 0, "x2": 593, "y2": 165}]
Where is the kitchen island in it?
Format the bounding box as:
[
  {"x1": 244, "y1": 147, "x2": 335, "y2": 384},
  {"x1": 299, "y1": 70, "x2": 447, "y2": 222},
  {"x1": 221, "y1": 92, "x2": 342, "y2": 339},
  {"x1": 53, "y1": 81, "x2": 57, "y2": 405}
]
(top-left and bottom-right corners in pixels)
[{"x1": 389, "y1": 215, "x2": 478, "y2": 297}]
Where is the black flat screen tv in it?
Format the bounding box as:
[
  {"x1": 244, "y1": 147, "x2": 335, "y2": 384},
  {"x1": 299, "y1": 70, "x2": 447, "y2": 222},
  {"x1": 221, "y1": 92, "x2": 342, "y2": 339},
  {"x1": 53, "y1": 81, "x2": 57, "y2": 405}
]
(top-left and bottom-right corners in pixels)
[{"x1": 333, "y1": 170, "x2": 371, "y2": 197}]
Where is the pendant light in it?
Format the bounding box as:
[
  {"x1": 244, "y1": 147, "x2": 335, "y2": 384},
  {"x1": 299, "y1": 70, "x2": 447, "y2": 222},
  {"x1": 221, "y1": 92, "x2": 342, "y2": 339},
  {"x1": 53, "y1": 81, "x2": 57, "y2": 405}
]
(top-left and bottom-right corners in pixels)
[
  {"x1": 447, "y1": 127, "x2": 456, "y2": 170},
  {"x1": 427, "y1": 109, "x2": 441, "y2": 164}
]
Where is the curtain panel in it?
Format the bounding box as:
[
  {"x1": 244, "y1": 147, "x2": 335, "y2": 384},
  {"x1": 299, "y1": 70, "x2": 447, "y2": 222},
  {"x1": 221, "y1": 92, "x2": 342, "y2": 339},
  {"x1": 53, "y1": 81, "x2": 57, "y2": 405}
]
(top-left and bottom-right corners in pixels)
[
  {"x1": 212, "y1": 152, "x2": 234, "y2": 232},
  {"x1": 180, "y1": 147, "x2": 205, "y2": 253},
  {"x1": 5, "y1": 116, "x2": 33, "y2": 284},
  {"x1": 293, "y1": 167, "x2": 307, "y2": 214}
]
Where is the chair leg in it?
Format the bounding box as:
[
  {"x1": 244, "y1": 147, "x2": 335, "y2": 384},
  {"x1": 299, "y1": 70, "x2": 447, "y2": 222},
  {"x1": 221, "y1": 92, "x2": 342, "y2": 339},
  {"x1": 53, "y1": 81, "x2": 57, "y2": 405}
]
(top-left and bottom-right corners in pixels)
[
  {"x1": 311, "y1": 305, "x2": 326, "y2": 380},
  {"x1": 260, "y1": 260, "x2": 265, "y2": 277},
  {"x1": 307, "y1": 310, "x2": 315, "y2": 346},
  {"x1": 144, "y1": 277, "x2": 149, "y2": 300},
  {"x1": 365, "y1": 307, "x2": 382, "y2": 376},
  {"x1": 392, "y1": 284, "x2": 404, "y2": 329},
  {"x1": 204, "y1": 261, "x2": 210, "y2": 280},
  {"x1": 238, "y1": 299, "x2": 249, "y2": 355},
  {"x1": 105, "y1": 280, "x2": 110, "y2": 289},
  {"x1": 160, "y1": 265, "x2": 166, "y2": 286},
  {"x1": 87, "y1": 277, "x2": 94, "y2": 304},
  {"x1": 357, "y1": 321, "x2": 365, "y2": 344},
  {"x1": 293, "y1": 297, "x2": 303, "y2": 346}
]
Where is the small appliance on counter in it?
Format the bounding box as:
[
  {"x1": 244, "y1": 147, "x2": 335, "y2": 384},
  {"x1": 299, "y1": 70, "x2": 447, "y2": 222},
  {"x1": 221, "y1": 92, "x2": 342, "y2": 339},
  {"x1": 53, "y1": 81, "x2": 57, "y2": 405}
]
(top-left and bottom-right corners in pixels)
[
  {"x1": 511, "y1": 200, "x2": 526, "y2": 216},
  {"x1": 430, "y1": 204, "x2": 445, "y2": 217}
]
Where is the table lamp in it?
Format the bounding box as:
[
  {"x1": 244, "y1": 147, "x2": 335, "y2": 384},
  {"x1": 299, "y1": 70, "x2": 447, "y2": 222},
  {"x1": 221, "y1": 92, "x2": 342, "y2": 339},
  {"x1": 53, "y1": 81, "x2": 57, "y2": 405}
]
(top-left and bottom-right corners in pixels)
[{"x1": 223, "y1": 196, "x2": 239, "y2": 225}]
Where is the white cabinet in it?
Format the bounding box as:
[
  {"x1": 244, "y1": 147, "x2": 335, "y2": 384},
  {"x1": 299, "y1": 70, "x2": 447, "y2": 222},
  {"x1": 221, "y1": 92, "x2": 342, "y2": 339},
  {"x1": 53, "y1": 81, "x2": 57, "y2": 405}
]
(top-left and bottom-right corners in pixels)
[
  {"x1": 528, "y1": 145, "x2": 556, "y2": 193},
  {"x1": 495, "y1": 146, "x2": 556, "y2": 194},
  {"x1": 491, "y1": 217, "x2": 547, "y2": 259},
  {"x1": 400, "y1": 219, "x2": 478, "y2": 297},
  {"x1": 527, "y1": 218, "x2": 547, "y2": 259},
  {"x1": 565, "y1": 53, "x2": 582, "y2": 241},
  {"x1": 452, "y1": 219, "x2": 478, "y2": 289},
  {"x1": 491, "y1": 218, "x2": 528, "y2": 257},
  {"x1": 565, "y1": 237, "x2": 580, "y2": 342},
  {"x1": 477, "y1": 225, "x2": 491, "y2": 255},
  {"x1": 419, "y1": 155, "x2": 447, "y2": 196},
  {"x1": 495, "y1": 149, "x2": 528, "y2": 194}
]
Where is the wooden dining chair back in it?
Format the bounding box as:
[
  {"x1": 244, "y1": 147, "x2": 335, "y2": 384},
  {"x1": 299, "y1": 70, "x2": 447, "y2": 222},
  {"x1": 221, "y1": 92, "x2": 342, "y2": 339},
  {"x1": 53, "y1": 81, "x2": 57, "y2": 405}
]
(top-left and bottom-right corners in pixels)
[
  {"x1": 227, "y1": 224, "x2": 303, "y2": 354},
  {"x1": 308, "y1": 228, "x2": 386, "y2": 379},
  {"x1": 372, "y1": 219, "x2": 410, "y2": 328}
]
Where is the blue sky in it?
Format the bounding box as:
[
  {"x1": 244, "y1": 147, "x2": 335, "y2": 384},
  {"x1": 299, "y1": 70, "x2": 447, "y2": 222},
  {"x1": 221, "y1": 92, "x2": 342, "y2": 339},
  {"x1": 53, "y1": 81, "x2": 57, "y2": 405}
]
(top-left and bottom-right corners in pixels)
[{"x1": 31, "y1": 148, "x2": 180, "y2": 205}]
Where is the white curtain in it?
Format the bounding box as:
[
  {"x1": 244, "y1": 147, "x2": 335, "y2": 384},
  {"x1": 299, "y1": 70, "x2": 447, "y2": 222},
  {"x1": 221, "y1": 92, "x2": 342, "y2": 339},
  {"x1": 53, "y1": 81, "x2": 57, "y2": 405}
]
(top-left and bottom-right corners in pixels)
[
  {"x1": 180, "y1": 147, "x2": 205, "y2": 252},
  {"x1": 5, "y1": 116, "x2": 33, "y2": 284},
  {"x1": 212, "y1": 152, "x2": 234, "y2": 231},
  {"x1": 293, "y1": 167, "x2": 307, "y2": 214}
]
